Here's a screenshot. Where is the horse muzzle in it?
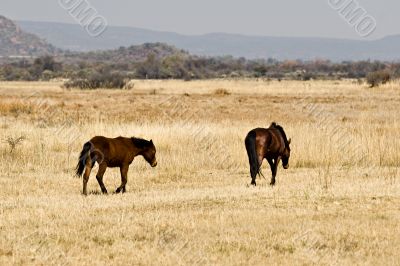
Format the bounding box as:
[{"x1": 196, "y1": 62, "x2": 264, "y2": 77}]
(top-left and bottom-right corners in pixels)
[
  {"x1": 151, "y1": 160, "x2": 158, "y2": 167},
  {"x1": 283, "y1": 164, "x2": 289, "y2": 169}
]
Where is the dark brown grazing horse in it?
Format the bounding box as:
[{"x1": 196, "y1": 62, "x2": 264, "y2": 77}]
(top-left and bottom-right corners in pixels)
[
  {"x1": 245, "y1": 122, "x2": 291, "y2": 186},
  {"x1": 76, "y1": 136, "x2": 157, "y2": 195}
]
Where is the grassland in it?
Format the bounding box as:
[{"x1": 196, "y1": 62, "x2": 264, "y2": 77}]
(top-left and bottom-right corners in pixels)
[{"x1": 0, "y1": 79, "x2": 399, "y2": 265}]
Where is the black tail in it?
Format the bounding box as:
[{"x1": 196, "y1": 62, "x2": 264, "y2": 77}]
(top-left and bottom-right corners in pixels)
[
  {"x1": 245, "y1": 130, "x2": 259, "y2": 185},
  {"x1": 76, "y1": 142, "x2": 92, "y2": 177}
]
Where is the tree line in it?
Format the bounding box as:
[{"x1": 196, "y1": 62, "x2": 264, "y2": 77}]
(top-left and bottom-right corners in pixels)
[{"x1": 0, "y1": 51, "x2": 398, "y2": 88}]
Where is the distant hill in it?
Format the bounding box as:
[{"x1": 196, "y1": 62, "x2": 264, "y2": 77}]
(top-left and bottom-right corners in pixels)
[
  {"x1": 0, "y1": 16, "x2": 56, "y2": 56},
  {"x1": 18, "y1": 20, "x2": 400, "y2": 61},
  {"x1": 64, "y1": 42, "x2": 189, "y2": 63}
]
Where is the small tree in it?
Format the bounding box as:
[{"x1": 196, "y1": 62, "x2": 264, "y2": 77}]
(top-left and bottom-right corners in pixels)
[
  {"x1": 366, "y1": 70, "x2": 391, "y2": 87},
  {"x1": 4, "y1": 136, "x2": 25, "y2": 154}
]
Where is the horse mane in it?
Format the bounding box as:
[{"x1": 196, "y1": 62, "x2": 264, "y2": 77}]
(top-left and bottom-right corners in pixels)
[
  {"x1": 131, "y1": 137, "x2": 152, "y2": 149},
  {"x1": 269, "y1": 122, "x2": 289, "y2": 145}
]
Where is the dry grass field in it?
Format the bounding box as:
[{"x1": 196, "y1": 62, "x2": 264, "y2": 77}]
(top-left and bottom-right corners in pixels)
[{"x1": 0, "y1": 79, "x2": 399, "y2": 265}]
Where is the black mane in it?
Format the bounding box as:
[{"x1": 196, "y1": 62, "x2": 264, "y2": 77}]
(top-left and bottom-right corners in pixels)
[
  {"x1": 269, "y1": 122, "x2": 289, "y2": 145},
  {"x1": 131, "y1": 137, "x2": 152, "y2": 149}
]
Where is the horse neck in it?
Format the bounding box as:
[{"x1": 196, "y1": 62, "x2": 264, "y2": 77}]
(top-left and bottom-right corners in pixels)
[
  {"x1": 136, "y1": 147, "x2": 147, "y2": 157},
  {"x1": 269, "y1": 129, "x2": 287, "y2": 152},
  {"x1": 274, "y1": 127, "x2": 288, "y2": 146},
  {"x1": 130, "y1": 138, "x2": 149, "y2": 156},
  {"x1": 278, "y1": 133, "x2": 288, "y2": 151},
  {"x1": 129, "y1": 142, "x2": 144, "y2": 156}
]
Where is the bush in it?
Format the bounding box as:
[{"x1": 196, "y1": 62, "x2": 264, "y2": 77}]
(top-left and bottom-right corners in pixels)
[
  {"x1": 63, "y1": 72, "x2": 127, "y2": 89},
  {"x1": 0, "y1": 66, "x2": 34, "y2": 81},
  {"x1": 213, "y1": 88, "x2": 231, "y2": 96},
  {"x1": 366, "y1": 70, "x2": 391, "y2": 87},
  {"x1": 302, "y1": 73, "x2": 315, "y2": 81}
]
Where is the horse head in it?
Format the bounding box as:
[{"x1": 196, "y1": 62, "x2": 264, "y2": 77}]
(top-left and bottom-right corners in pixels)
[
  {"x1": 282, "y1": 138, "x2": 291, "y2": 169},
  {"x1": 142, "y1": 139, "x2": 157, "y2": 167}
]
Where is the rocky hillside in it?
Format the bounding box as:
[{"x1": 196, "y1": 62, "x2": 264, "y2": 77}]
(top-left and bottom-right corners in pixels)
[
  {"x1": 64, "y1": 42, "x2": 189, "y2": 63},
  {"x1": 0, "y1": 15, "x2": 56, "y2": 57}
]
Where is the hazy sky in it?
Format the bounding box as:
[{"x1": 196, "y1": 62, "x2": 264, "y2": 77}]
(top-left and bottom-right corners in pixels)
[{"x1": 1, "y1": 0, "x2": 398, "y2": 39}]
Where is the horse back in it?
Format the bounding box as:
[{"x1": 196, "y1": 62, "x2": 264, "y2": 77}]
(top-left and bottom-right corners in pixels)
[{"x1": 89, "y1": 136, "x2": 136, "y2": 166}]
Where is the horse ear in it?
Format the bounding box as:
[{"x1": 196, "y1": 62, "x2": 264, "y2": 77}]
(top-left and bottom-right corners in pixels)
[
  {"x1": 150, "y1": 139, "x2": 153, "y2": 144},
  {"x1": 288, "y1": 138, "x2": 291, "y2": 145}
]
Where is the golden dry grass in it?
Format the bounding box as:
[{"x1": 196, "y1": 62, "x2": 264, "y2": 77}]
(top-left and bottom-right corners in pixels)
[{"x1": 0, "y1": 79, "x2": 399, "y2": 265}]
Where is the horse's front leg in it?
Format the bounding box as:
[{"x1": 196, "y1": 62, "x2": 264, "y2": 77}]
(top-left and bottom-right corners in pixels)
[{"x1": 116, "y1": 165, "x2": 129, "y2": 194}]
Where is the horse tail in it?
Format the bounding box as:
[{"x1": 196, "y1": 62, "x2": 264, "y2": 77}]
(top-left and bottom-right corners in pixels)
[
  {"x1": 245, "y1": 130, "x2": 260, "y2": 183},
  {"x1": 76, "y1": 142, "x2": 92, "y2": 178}
]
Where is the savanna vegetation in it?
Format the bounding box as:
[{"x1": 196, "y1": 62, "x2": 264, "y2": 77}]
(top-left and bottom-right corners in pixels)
[
  {"x1": 0, "y1": 79, "x2": 399, "y2": 265},
  {"x1": 1, "y1": 43, "x2": 399, "y2": 89}
]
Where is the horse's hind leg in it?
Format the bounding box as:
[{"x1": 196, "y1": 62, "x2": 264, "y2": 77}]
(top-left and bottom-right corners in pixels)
[
  {"x1": 250, "y1": 157, "x2": 263, "y2": 186},
  {"x1": 82, "y1": 162, "x2": 93, "y2": 196},
  {"x1": 116, "y1": 165, "x2": 129, "y2": 194},
  {"x1": 96, "y1": 163, "x2": 108, "y2": 194},
  {"x1": 250, "y1": 166, "x2": 257, "y2": 186},
  {"x1": 268, "y1": 157, "x2": 279, "y2": 186}
]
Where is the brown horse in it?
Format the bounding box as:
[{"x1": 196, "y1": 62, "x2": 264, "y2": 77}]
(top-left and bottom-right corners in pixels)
[
  {"x1": 245, "y1": 122, "x2": 291, "y2": 186},
  {"x1": 76, "y1": 136, "x2": 157, "y2": 195}
]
